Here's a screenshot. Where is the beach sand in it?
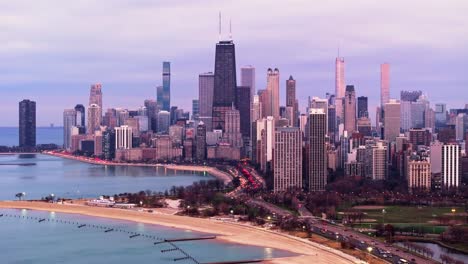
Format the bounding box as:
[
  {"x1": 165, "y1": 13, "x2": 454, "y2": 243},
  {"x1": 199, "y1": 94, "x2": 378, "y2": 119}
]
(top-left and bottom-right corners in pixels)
[{"x1": 0, "y1": 201, "x2": 359, "y2": 264}]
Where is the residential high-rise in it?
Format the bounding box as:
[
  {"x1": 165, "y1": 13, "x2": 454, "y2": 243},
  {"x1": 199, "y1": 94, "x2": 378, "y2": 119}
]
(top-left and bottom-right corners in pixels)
[
  {"x1": 102, "y1": 129, "x2": 116, "y2": 160},
  {"x1": 258, "y1": 89, "x2": 270, "y2": 119},
  {"x1": 455, "y1": 113, "x2": 465, "y2": 140},
  {"x1": 115, "y1": 125, "x2": 132, "y2": 150},
  {"x1": 195, "y1": 122, "x2": 207, "y2": 160},
  {"x1": 63, "y1": 109, "x2": 77, "y2": 150},
  {"x1": 87, "y1": 104, "x2": 102, "y2": 135},
  {"x1": 372, "y1": 141, "x2": 388, "y2": 180},
  {"x1": 357, "y1": 117, "x2": 372, "y2": 137},
  {"x1": 409, "y1": 128, "x2": 432, "y2": 146},
  {"x1": 266, "y1": 68, "x2": 280, "y2": 121},
  {"x1": 236, "y1": 86, "x2": 251, "y2": 138},
  {"x1": 435, "y1": 103, "x2": 447, "y2": 127},
  {"x1": 199, "y1": 72, "x2": 215, "y2": 131},
  {"x1": 240, "y1": 65, "x2": 255, "y2": 100},
  {"x1": 224, "y1": 108, "x2": 243, "y2": 148},
  {"x1": 19, "y1": 99, "x2": 36, "y2": 148},
  {"x1": 380, "y1": 63, "x2": 390, "y2": 107},
  {"x1": 430, "y1": 140, "x2": 443, "y2": 174},
  {"x1": 74, "y1": 104, "x2": 86, "y2": 128},
  {"x1": 442, "y1": 144, "x2": 460, "y2": 188},
  {"x1": 384, "y1": 99, "x2": 401, "y2": 142},
  {"x1": 251, "y1": 94, "x2": 262, "y2": 123},
  {"x1": 344, "y1": 85, "x2": 356, "y2": 133},
  {"x1": 212, "y1": 40, "x2": 237, "y2": 131},
  {"x1": 407, "y1": 158, "x2": 431, "y2": 192},
  {"x1": 286, "y1": 75, "x2": 298, "y2": 126},
  {"x1": 307, "y1": 108, "x2": 327, "y2": 192},
  {"x1": 309, "y1": 97, "x2": 328, "y2": 134},
  {"x1": 335, "y1": 57, "x2": 345, "y2": 127},
  {"x1": 273, "y1": 127, "x2": 303, "y2": 192},
  {"x1": 160, "y1": 61, "x2": 171, "y2": 111},
  {"x1": 357, "y1": 96, "x2": 368, "y2": 118}
]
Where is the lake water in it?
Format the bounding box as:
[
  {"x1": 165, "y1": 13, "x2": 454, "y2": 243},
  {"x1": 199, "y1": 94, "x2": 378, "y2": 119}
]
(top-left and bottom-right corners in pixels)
[
  {"x1": 0, "y1": 127, "x2": 63, "y2": 147},
  {"x1": 396, "y1": 242, "x2": 468, "y2": 263},
  {"x1": 0, "y1": 154, "x2": 214, "y2": 200},
  {"x1": 0, "y1": 209, "x2": 294, "y2": 263}
]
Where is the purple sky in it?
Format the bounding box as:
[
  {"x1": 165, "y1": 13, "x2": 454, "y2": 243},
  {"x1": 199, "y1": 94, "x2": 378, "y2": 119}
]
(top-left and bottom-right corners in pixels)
[{"x1": 1, "y1": 0, "x2": 467, "y2": 126}]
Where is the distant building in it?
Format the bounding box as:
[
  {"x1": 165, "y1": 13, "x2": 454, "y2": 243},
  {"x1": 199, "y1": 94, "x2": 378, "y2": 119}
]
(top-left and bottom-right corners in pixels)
[
  {"x1": 224, "y1": 108, "x2": 243, "y2": 148},
  {"x1": 357, "y1": 96, "x2": 368, "y2": 118},
  {"x1": 236, "y1": 86, "x2": 251, "y2": 139},
  {"x1": 266, "y1": 68, "x2": 280, "y2": 121},
  {"x1": 144, "y1": 99, "x2": 159, "y2": 132},
  {"x1": 357, "y1": 117, "x2": 372, "y2": 137},
  {"x1": 192, "y1": 99, "x2": 199, "y2": 120},
  {"x1": 344, "y1": 85, "x2": 356, "y2": 133},
  {"x1": 240, "y1": 65, "x2": 256, "y2": 100},
  {"x1": 273, "y1": 127, "x2": 303, "y2": 192},
  {"x1": 380, "y1": 63, "x2": 390, "y2": 107},
  {"x1": 63, "y1": 109, "x2": 77, "y2": 150},
  {"x1": 19, "y1": 99, "x2": 36, "y2": 148},
  {"x1": 286, "y1": 75, "x2": 299, "y2": 127},
  {"x1": 102, "y1": 129, "x2": 116, "y2": 160},
  {"x1": 157, "y1": 111, "x2": 171, "y2": 134},
  {"x1": 400, "y1": 90, "x2": 422, "y2": 102},
  {"x1": 158, "y1": 61, "x2": 171, "y2": 111},
  {"x1": 195, "y1": 122, "x2": 207, "y2": 160},
  {"x1": 430, "y1": 141, "x2": 443, "y2": 174},
  {"x1": 372, "y1": 141, "x2": 388, "y2": 180},
  {"x1": 335, "y1": 57, "x2": 345, "y2": 128},
  {"x1": 409, "y1": 128, "x2": 432, "y2": 147},
  {"x1": 307, "y1": 108, "x2": 327, "y2": 191},
  {"x1": 199, "y1": 72, "x2": 214, "y2": 131},
  {"x1": 89, "y1": 83, "x2": 103, "y2": 111},
  {"x1": 87, "y1": 104, "x2": 102, "y2": 135},
  {"x1": 74, "y1": 104, "x2": 86, "y2": 129},
  {"x1": 384, "y1": 99, "x2": 401, "y2": 142}
]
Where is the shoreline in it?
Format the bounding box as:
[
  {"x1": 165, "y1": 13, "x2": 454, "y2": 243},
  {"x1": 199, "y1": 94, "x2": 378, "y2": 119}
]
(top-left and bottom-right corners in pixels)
[
  {"x1": 42, "y1": 151, "x2": 233, "y2": 184},
  {"x1": 0, "y1": 201, "x2": 359, "y2": 264}
]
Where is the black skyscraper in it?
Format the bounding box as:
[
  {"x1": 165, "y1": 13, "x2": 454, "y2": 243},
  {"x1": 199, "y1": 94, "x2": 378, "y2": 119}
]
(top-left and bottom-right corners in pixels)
[
  {"x1": 357, "y1": 96, "x2": 368, "y2": 118},
  {"x1": 19, "y1": 99, "x2": 36, "y2": 148},
  {"x1": 74, "y1": 104, "x2": 86, "y2": 128},
  {"x1": 212, "y1": 40, "x2": 237, "y2": 131}
]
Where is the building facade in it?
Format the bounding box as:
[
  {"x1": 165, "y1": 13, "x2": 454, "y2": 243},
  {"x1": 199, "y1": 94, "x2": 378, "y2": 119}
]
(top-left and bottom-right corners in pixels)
[{"x1": 273, "y1": 127, "x2": 303, "y2": 192}]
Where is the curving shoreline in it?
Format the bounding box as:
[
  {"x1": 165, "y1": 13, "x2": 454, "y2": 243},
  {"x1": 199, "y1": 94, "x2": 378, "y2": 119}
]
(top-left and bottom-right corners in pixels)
[
  {"x1": 42, "y1": 151, "x2": 233, "y2": 184},
  {"x1": 0, "y1": 201, "x2": 359, "y2": 264}
]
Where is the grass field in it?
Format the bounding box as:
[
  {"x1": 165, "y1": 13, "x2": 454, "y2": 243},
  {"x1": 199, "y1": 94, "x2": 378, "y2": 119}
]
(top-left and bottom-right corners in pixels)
[{"x1": 356, "y1": 205, "x2": 465, "y2": 224}]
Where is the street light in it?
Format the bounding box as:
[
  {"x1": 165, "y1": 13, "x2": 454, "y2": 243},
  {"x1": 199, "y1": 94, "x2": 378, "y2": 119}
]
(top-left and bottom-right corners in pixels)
[{"x1": 382, "y1": 208, "x2": 386, "y2": 226}]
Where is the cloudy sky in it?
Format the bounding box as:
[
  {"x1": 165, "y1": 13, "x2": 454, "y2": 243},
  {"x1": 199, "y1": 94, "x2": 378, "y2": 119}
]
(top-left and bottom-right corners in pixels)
[{"x1": 1, "y1": 0, "x2": 467, "y2": 126}]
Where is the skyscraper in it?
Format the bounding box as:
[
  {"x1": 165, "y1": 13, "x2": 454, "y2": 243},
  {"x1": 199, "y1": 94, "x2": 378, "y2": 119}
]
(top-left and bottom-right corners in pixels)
[
  {"x1": 87, "y1": 104, "x2": 102, "y2": 135},
  {"x1": 89, "y1": 84, "x2": 103, "y2": 124},
  {"x1": 335, "y1": 57, "x2": 345, "y2": 127},
  {"x1": 286, "y1": 75, "x2": 298, "y2": 127},
  {"x1": 240, "y1": 65, "x2": 255, "y2": 100},
  {"x1": 372, "y1": 141, "x2": 388, "y2": 180},
  {"x1": 236, "y1": 86, "x2": 251, "y2": 138},
  {"x1": 344, "y1": 85, "x2": 356, "y2": 133},
  {"x1": 384, "y1": 99, "x2": 401, "y2": 142},
  {"x1": 273, "y1": 127, "x2": 303, "y2": 192},
  {"x1": 199, "y1": 72, "x2": 215, "y2": 131},
  {"x1": 157, "y1": 110, "x2": 171, "y2": 134},
  {"x1": 266, "y1": 68, "x2": 280, "y2": 121},
  {"x1": 307, "y1": 108, "x2": 327, "y2": 192},
  {"x1": 380, "y1": 63, "x2": 390, "y2": 107},
  {"x1": 19, "y1": 99, "x2": 36, "y2": 148},
  {"x1": 224, "y1": 107, "x2": 243, "y2": 148},
  {"x1": 401, "y1": 90, "x2": 422, "y2": 102},
  {"x1": 63, "y1": 109, "x2": 77, "y2": 150},
  {"x1": 144, "y1": 99, "x2": 158, "y2": 132},
  {"x1": 161, "y1": 61, "x2": 171, "y2": 111},
  {"x1": 195, "y1": 122, "x2": 207, "y2": 160},
  {"x1": 192, "y1": 99, "x2": 199, "y2": 120},
  {"x1": 74, "y1": 104, "x2": 85, "y2": 128},
  {"x1": 258, "y1": 89, "x2": 270, "y2": 119},
  {"x1": 309, "y1": 97, "x2": 328, "y2": 134},
  {"x1": 357, "y1": 96, "x2": 368, "y2": 118},
  {"x1": 442, "y1": 144, "x2": 460, "y2": 188},
  {"x1": 212, "y1": 39, "x2": 237, "y2": 131}
]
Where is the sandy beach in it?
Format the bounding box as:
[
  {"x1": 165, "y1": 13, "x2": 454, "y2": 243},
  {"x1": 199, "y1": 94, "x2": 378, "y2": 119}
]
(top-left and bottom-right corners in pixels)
[
  {"x1": 42, "y1": 151, "x2": 233, "y2": 184},
  {"x1": 0, "y1": 201, "x2": 359, "y2": 264}
]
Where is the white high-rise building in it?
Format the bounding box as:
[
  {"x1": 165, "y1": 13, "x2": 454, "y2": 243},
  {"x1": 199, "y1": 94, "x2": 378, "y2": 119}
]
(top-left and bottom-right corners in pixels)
[
  {"x1": 442, "y1": 144, "x2": 460, "y2": 188},
  {"x1": 115, "y1": 125, "x2": 132, "y2": 149},
  {"x1": 63, "y1": 109, "x2": 77, "y2": 150}
]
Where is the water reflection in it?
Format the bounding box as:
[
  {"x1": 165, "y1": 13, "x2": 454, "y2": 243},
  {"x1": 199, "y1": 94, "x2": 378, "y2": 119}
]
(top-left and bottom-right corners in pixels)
[{"x1": 18, "y1": 154, "x2": 36, "y2": 159}]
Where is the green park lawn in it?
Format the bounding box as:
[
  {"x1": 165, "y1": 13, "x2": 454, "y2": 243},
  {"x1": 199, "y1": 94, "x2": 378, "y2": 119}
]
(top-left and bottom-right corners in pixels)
[{"x1": 359, "y1": 205, "x2": 464, "y2": 224}]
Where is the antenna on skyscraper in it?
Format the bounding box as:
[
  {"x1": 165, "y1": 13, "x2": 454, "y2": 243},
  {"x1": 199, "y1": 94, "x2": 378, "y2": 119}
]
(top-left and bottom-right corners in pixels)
[
  {"x1": 218, "y1": 12, "x2": 222, "y2": 41},
  {"x1": 229, "y1": 19, "x2": 232, "y2": 40}
]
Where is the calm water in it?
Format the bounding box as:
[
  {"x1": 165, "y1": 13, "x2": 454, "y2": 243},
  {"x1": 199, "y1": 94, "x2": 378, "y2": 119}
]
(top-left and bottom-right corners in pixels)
[
  {"x1": 0, "y1": 127, "x2": 63, "y2": 146},
  {"x1": 396, "y1": 242, "x2": 468, "y2": 263},
  {"x1": 0, "y1": 154, "x2": 214, "y2": 200},
  {"x1": 0, "y1": 209, "x2": 293, "y2": 263}
]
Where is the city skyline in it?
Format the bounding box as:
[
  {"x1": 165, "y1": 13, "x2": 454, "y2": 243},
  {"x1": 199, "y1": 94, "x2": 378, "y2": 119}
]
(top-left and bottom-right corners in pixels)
[{"x1": 1, "y1": 0, "x2": 468, "y2": 126}]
